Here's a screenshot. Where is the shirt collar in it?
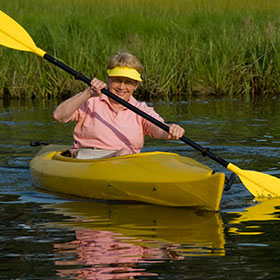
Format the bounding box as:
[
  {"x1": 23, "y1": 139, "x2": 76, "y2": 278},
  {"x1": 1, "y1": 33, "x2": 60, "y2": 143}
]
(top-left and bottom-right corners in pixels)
[{"x1": 100, "y1": 93, "x2": 137, "y2": 109}]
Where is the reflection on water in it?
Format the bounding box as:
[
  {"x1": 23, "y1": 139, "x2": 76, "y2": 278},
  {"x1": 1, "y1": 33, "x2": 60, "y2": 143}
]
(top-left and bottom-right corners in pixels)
[
  {"x1": 227, "y1": 199, "x2": 280, "y2": 235},
  {"x1": 54, "y1": 229, "x2": 159, "y2": 279},
  {"x1": 45, "y1": 202, "x2": 225, "y2": 279}
]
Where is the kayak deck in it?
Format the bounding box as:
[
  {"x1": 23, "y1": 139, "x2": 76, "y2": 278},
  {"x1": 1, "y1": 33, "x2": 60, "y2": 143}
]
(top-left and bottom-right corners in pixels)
[{"x1": 30, "y1": 145, "x2": 225, "y2": 211}]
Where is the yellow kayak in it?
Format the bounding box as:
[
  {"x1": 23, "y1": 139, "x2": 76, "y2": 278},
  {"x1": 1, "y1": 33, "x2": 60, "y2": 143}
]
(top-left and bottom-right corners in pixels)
[{"x1": 30, "y1": 144, "x2": 225, "y2": 211}]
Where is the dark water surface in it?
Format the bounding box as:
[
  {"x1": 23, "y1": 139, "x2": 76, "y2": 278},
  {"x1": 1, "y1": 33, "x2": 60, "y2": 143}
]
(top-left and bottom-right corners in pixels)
[{"x1": 1, "y1": 96, "x2": 280, "y2": 279}]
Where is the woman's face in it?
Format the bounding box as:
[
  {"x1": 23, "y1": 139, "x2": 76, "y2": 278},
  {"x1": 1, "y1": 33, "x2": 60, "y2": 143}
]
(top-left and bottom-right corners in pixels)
[{"x1": 108, "y1": 76, "x2": 139, "y2": 102}]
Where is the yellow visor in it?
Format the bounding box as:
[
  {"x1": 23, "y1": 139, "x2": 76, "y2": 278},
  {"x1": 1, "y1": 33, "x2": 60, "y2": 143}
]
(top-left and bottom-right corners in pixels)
[{"x1": 107, "y1": 67, "x2": 142, "y2": 82}]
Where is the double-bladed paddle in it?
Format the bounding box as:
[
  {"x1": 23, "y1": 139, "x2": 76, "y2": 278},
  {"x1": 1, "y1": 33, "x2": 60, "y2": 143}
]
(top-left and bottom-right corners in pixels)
[{"x1": 1, "y1": 9, "x2": 280, "y2": 198}]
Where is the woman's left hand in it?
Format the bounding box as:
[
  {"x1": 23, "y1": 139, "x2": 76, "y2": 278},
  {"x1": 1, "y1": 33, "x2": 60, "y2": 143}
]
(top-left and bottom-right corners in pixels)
[{"x1": 168, "y1": 124, "x2": 185, "y2": 140}]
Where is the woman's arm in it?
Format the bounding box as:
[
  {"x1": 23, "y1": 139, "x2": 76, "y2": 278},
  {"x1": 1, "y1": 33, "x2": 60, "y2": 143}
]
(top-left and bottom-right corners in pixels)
[
  {"x1": 53, "y1": 89, "x2": 91, "y2": 122},
  {"x1": 151, "y1": 123, "x2": 185, "y2": 140},
  {"x1": 53, "y1": 78, "x2": 106, "y2": 122}
]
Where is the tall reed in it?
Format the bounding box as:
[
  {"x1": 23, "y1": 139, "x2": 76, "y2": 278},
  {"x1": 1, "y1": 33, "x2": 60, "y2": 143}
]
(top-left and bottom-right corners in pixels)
[{"x1": 1, "y1": 0, "x2": 280, "y2": 100}]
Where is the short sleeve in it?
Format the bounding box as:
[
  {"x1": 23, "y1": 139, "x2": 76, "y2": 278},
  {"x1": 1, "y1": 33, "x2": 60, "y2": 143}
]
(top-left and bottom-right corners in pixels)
[
  {"x1": 136, "y1": 101, "x2": 164, "y2": 136},
  {"x1": 63, "y1": 100, "x2": 89, "y2": 123}
]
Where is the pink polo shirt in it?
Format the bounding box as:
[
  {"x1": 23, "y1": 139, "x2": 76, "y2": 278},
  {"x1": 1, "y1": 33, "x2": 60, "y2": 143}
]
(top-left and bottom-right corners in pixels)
[{"x1": 65, "y1": 94, "x2": 164, "y2": 153}]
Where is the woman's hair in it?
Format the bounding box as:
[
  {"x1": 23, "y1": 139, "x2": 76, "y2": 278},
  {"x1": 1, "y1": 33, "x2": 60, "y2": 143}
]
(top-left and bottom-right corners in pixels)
[{"x1": 107, "y1": 52, "x2": 143, "y2": 74}]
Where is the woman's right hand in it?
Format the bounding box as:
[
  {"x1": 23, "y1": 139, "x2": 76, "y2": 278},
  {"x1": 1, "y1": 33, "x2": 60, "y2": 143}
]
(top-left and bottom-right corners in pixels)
[{"x1": 87, "y1": 78, "x2": 107, "y2": 97}]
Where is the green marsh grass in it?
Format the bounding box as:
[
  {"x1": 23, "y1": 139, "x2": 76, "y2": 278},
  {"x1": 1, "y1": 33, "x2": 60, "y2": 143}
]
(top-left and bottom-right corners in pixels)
[{"x1": 1, "y1": 0, "x2": 280, "y2": 100}]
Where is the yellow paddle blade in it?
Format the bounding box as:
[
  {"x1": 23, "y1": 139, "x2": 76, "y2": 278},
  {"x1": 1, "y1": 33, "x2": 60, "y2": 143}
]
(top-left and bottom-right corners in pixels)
[
  {"x1": 227, "y1": 163, "x2": 280, "y2": 197},
  {"x1": 0, "y1": 10, "x2": 45, "y2": 57}
]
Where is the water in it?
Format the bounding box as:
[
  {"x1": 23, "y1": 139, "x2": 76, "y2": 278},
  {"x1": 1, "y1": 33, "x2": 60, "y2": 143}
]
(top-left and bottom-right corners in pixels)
[{"x1": 1, "y1": 96, "x2": 280, "y2": 279}]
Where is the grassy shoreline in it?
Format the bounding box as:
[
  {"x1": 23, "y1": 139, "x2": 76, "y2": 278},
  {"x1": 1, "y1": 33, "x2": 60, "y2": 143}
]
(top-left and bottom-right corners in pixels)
[{"x1": 1, "y1": 0, "x2": 280, "y2": 100}]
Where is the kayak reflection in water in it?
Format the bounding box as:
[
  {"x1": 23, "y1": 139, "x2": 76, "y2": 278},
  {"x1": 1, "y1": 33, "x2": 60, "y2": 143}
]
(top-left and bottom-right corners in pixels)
[{"x1": 53, "y1": 52, "x2": 185, "y2": 159}]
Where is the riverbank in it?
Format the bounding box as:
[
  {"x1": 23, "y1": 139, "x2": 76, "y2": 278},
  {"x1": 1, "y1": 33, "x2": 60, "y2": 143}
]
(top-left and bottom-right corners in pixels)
[{"x1": 1, "y1": 0, "x2": 280, "y2": 100}]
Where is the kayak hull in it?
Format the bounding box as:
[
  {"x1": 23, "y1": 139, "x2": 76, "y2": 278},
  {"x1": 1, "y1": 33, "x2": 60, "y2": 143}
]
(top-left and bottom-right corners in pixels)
[{"x1": 30, "y1": 145, "x2": 225, "y2": 211}]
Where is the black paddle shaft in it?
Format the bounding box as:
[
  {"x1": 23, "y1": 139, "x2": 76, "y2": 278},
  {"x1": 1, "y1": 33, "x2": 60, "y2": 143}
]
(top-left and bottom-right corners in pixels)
[{"x1": 44, "y1": 53, "x2": 230, "y2": 168}]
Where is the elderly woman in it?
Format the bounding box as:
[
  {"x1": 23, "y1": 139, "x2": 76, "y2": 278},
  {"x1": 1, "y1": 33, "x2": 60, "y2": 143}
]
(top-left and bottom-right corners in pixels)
[{"x1": 53, "y1": 52, "x2": 185, "y2": 159}]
